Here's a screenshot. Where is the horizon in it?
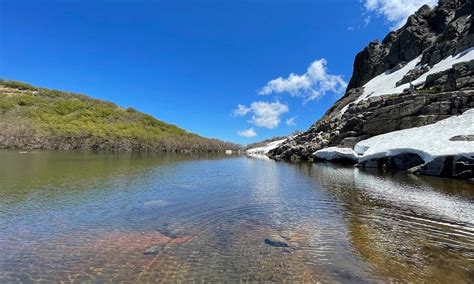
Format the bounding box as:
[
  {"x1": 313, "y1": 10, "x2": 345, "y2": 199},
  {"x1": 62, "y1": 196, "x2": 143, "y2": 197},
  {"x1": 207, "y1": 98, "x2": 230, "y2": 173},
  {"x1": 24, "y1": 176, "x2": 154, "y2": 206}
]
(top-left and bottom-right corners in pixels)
[{"x1": 0, "y1": 0, "x2": 438, "y2": 144}]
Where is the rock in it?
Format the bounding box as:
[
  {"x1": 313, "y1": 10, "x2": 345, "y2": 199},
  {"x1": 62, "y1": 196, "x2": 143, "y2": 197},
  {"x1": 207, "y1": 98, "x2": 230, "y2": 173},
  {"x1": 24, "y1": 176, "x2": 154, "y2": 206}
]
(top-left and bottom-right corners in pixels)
[
  {"x1": 264, "y1": 238, "x2": 289, "y2": 248},
  {"x1": 359, "y1": 153, "x2": 425, "y2": 171},
  {"x1": 144, "y1": 245, "x2": 162, "y2": 255},
  {"x1": 339, "y1": 136, "x2": 368, "y2": 148},
  {"x1": 425, "y1": 60, "x2": 474, "y2": 91},
  {"x1": 396, "y1": 65, "x2": 430, "y2": 86},
  {"x1": 409, "y1": 155, "x2": 474, "y2": 179},
  {"x1": 449, "y1": 135, "x2": 474, "y2": 141}
]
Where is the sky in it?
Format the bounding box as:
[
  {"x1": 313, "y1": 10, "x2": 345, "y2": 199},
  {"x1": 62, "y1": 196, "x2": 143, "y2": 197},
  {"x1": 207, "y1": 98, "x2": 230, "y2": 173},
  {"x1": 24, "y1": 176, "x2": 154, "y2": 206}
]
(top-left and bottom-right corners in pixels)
[{"x1": 0, "y1": 0, "x2": 437, "y2": 144}]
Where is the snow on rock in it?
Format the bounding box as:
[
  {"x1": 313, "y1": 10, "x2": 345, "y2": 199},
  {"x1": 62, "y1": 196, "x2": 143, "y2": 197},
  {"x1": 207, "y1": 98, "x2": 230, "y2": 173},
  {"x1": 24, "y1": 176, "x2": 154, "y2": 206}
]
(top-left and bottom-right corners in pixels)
[
  {"x1": 354, "y1": 109, "x2": 474, "y2": 163},
  {"x1": 340, "y1": 48, "x2": 474, "y2": 115},
  {"x1": 357, "y1": 55, "x2": 422, "y2": 102},
  {"x1": 362, "y1": 47, "x2": 474, "y2": 101},
  {"x1": 313, "y1": 147, "x2": 359, "y2": 162},
  {"x1": 246, "y1": 139, "x2": 287, "y2": 155}
]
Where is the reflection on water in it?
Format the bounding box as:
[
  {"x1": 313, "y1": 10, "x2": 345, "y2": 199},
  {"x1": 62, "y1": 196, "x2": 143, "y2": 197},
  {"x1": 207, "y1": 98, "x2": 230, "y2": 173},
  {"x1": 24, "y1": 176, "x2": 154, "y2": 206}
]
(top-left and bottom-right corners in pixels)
[{"x1": 0, "y1": 150, "x2": 473, "y2": 282}]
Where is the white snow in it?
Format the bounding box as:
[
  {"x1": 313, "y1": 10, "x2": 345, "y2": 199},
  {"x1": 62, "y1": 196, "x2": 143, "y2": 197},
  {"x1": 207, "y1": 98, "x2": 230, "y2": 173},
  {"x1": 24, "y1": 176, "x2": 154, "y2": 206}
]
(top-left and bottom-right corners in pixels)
[
  {"x1": 340, "y1": 47, "x2": 474, "y2": 115},
  {"x1": 315, "y1": 109, "x2": 474, "y2": 164},
  {"x1": 355, "y1": 109, "x2": 474, "y2": 163},
  {"x1": 246, "y1": 139, "x2": 287, "y2": 155},
  {"x1": 359, "y1": 55, "x2": 422, "y2": 102},
  {"x1": 314, "y1": 147, "x2": 360, "y2": 161}
]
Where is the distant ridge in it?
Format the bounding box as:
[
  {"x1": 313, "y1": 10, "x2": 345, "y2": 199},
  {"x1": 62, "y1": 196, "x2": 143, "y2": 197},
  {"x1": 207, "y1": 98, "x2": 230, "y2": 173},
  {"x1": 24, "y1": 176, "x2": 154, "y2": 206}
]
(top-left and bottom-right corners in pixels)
[{"x1": 0, "y1": 80, "x2": 241, "y2": 152}]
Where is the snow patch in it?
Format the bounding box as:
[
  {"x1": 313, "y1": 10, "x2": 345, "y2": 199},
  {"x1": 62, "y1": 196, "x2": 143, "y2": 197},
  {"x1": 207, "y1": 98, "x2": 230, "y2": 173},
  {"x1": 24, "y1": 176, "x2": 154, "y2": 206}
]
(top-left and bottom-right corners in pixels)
[
  {"x1": 314, "y1": 147, "x2": 360, "y2": 161},
  {"x1": 355, "y1": 109, "x2": 474, "y2": 163},
  {"x1": 246, "y1": 139, "x2": 287, "y2": 155},
  {"x1": 315, "y1": 109, "x2": 474, "y2": 165}
]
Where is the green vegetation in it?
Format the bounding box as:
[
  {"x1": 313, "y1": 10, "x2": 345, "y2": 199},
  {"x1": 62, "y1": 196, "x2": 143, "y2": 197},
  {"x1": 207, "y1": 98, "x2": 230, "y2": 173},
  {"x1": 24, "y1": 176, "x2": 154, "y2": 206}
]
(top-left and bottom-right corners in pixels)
[
  {"x1": 416, "y1": 85, "x2": 443, "y2": 94},
  {"x1": 0, "y1": 80, "x2": 241, "y2": 152}
]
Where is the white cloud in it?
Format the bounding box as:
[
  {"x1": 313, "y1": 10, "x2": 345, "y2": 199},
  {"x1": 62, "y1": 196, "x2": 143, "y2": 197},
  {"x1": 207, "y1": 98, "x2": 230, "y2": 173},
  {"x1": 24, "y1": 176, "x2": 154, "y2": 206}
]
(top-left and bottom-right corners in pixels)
[
  {"x1": 259, "y1": 59, "x2": 347, "y2": 102},
  {"x1": 364, "y1": 16, "x2": 371, "y2": 27},
  {"x1": 234, "y1": 104, "x2": 251, "y2": 116},
  {"x1": 234, "y1": 101, "x2": 289, "y2": 129},
  {"x1": 237, "y1": 128, "x2": 257, "y2": 138},
  {"x1": 363, "y1": 0, "x2": 437, "y2": 29},
  {"x1": 286, "y1": 117, "x2": 296, "y2": 127}
]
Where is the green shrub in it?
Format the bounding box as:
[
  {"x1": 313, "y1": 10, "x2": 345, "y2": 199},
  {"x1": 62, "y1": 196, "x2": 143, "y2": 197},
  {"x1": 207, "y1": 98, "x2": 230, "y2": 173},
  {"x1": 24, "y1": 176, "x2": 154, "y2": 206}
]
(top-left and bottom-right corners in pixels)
[
  {"x1": 0, "y1": 80, "x2": 242, "y2": 151},
  {"x1": 0, "y1": 80, "x2": 38, "y2": 91},
  {"x1": 0, "y1": 97, "x2": 16, "y2": 113}
]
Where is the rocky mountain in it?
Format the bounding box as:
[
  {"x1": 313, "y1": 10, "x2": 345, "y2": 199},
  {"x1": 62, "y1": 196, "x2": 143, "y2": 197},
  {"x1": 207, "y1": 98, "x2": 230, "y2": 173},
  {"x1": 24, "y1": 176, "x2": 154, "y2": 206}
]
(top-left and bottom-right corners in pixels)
[
  {"x1": 268, "y1": 0, "x2": 474, "y2": 179},
  {"x1": 0, "y1": 80, "x2": 241, "y2": 152}
]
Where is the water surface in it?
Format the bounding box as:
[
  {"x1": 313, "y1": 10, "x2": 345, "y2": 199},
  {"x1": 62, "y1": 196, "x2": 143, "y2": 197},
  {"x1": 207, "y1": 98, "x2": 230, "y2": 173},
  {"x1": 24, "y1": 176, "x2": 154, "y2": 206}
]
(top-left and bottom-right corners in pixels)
[{"x1": 0, "y1": 151, "x2": 473, "y2": 282}]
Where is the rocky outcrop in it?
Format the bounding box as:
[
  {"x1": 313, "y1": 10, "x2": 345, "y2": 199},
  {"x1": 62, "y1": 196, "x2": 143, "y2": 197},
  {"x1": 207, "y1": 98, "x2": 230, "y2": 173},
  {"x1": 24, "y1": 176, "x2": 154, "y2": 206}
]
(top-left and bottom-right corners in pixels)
[
  {"x1": 348, "y1": 0, "x2": 473, "y2": 90},
  {"x1": 270, "y1": 89, "x2": 474, "y2": 161},
  {"x1": 269, "y1": 0, "x2": 474, "y2": 179},
  {"x1": 424, "y1": 60, "x2": 474, "y2": 90}
]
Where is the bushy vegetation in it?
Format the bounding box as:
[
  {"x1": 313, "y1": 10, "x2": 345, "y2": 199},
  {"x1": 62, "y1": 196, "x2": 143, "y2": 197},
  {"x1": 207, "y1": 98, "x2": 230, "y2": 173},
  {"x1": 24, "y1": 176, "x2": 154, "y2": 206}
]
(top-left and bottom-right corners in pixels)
[
  {"x1": 0, "y1": 80, "x2": 241, "y2": 152},
  {"x1": 416, "y1": 85, "x2": 443, "y2": 94}
]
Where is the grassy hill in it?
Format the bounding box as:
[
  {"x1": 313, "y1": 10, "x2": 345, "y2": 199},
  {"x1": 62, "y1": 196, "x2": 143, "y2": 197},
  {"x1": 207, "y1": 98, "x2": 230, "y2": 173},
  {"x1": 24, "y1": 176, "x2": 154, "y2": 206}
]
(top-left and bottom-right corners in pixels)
[{"x1": 0, "y1": 80, "x2": 241, "y2": 152}]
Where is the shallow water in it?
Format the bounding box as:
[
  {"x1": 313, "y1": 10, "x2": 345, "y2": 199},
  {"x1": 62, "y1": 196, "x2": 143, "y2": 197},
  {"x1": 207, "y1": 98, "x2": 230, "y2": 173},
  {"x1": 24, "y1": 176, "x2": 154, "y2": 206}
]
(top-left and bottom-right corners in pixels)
[{"x1": 0, "y1": 150, "x2": 473, "y2": 282}]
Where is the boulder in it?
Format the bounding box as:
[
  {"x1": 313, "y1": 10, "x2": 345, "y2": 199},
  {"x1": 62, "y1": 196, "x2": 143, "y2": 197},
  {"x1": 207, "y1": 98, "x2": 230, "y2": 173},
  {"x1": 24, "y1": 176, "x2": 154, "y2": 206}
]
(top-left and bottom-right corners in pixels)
[
  {"x1": 409, "y1": 155, "x2": 474, "y2": 179},
  {"x1": 359, "y1": 153, "x2": 425, "y2": 171}
]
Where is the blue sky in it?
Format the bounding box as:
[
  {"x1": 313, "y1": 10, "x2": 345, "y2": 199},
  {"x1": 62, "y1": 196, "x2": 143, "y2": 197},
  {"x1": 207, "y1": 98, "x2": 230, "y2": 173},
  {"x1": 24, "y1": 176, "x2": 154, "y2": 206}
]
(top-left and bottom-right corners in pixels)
[{"x1": 0, "y1": 0, "x2": 435, "y2": 144}]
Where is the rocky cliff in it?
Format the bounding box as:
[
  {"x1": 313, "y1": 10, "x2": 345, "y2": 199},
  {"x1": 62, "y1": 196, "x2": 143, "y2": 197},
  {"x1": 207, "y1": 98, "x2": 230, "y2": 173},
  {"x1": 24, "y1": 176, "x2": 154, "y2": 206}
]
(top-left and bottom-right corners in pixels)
[{"x1": 269, "y1": 0, "x2": 474, "y2": 179}]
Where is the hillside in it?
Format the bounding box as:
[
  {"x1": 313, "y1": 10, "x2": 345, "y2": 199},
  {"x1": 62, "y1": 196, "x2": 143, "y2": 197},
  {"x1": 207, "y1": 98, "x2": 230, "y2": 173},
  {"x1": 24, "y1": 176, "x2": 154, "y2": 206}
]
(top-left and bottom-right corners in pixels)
[
  {"x1": 268, "y1": 0, "x2": 474, "y2": 179},
  {"x1": 0, "y1": 80, "x2": 241, "y2": 152}
]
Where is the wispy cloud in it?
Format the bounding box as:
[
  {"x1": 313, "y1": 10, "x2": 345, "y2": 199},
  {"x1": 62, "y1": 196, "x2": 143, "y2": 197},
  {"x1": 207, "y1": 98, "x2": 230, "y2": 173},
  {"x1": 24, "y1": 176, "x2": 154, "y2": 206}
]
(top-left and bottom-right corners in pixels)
[
  {"x1": 363, "y1": 0, "x2": 437, "y2": 29},
  {"x1": 237, "y1": 128, "x2": 257, "y2": 138},
  {"x1": 286, "y1": 117, "x2": 296, "y2": 127},
  {"x1": 258, "y1": 59, "x2": 347, "y2": 102},
  {"x1": 364, "y1": 16, "x2": 371, "y2": 27},
  {"x1": 234, "y1": 101, "x2": 289, "y2": 129}
]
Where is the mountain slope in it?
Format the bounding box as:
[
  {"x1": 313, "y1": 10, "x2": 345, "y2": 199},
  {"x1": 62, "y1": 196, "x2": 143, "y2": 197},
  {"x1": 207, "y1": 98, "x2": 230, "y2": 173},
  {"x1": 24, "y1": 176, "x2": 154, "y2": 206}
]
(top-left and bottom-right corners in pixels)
[
  {"x1": 269, "y1": 0, "x2": 474, "y2": 178},
  {"x1": 0, "y1": 80, "x2": 241, "y2": 152}
]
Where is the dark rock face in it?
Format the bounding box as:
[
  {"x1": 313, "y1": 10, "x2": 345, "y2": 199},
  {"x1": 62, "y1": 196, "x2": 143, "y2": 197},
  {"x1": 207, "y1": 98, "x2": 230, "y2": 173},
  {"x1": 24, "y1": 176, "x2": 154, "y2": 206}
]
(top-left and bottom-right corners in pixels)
[
  {"x1": 358, "y1": 153, "x2": 425, "y2": 171},
  {"x1": 425, "y1": 60, "x2": 474, "y2": 91},
  {"x1": 348, "y1": 0, "x2": 473, "y2": 90},
  {"x1": 268, "y1": 0, "x2": 474, "y2": 180},
  {"x1": 408, "y1": 155, "x2": 474, "y2": 179},
  {"x1": 396, "y1": 66, "x2": 430, "y2": 86}
]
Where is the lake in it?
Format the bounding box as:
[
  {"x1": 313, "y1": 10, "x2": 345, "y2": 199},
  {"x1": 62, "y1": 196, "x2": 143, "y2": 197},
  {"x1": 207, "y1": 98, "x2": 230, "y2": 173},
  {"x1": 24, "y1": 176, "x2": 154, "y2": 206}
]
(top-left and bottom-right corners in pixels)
[{"x1": 0, "y1": 150, "x2": 473, "y2": 282}]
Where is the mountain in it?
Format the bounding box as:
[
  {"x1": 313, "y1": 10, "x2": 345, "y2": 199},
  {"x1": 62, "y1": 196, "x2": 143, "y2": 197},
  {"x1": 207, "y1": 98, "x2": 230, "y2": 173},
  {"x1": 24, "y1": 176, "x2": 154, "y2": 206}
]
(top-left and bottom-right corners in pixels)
[
  {"x1": 268, "y1": 0, "x2": 474, "y2": 179},
  {"x1": 0, "y1": 80, "x2": 241, "y2": 152}
]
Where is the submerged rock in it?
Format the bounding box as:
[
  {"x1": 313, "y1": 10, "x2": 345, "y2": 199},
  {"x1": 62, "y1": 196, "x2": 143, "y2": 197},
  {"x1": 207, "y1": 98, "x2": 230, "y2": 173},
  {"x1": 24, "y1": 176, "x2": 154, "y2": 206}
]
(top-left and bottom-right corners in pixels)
[
  {"x1": 264, "y1": 238, "x2": 289, "y2": 248},
  {"x1": 144, "y1": 245, "x2": 162, "y2": 255}
]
